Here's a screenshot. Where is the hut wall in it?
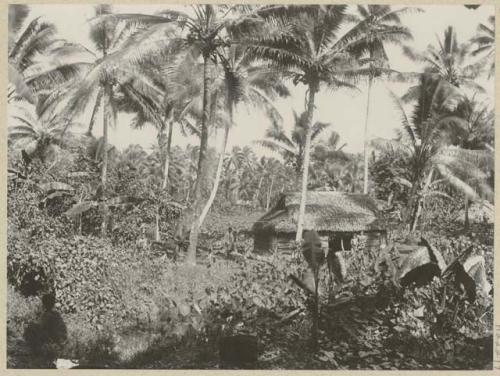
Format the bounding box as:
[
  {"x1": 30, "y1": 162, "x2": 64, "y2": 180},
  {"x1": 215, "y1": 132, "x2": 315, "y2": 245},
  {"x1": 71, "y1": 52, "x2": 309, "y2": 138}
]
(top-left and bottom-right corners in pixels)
[
  {"x1": 328, "y1": 231, "x2": 387, "y2": 253},
  {"x1": 254, "y1": 230, "x2": 387, "y2": 254},
  {"x1": 275, "y1": 233, "x2": 296, "y2": 255}
]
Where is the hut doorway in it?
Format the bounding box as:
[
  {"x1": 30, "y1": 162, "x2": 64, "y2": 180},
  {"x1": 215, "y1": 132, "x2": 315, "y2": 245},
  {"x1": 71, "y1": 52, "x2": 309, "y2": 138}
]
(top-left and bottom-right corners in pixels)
[{"x1": 328, "y1": 233, "x2": 354, "y2": 252}]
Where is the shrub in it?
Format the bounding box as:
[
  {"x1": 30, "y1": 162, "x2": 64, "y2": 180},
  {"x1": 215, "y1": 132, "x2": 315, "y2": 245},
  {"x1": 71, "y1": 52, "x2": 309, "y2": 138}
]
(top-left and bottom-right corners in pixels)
[
  {"x1": 7, "y1": 285, "x2": 41, "y2": 338},
  {"x1": 8, "y1": 233, "x2": 136, "y2": 325}
]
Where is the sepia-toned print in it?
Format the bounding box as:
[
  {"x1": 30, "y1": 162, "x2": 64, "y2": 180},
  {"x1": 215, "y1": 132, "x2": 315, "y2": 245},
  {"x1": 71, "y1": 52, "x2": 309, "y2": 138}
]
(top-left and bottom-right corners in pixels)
[{"x1": 6, "y1": 3, "x2": 495, "y2": 369}]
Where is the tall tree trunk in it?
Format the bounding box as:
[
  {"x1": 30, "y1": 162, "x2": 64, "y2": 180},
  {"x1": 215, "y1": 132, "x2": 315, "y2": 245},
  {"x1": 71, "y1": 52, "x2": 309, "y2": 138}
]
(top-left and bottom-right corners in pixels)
[
  {"x1": 410, "y1": 169, "x2": 434, "y2": 232},
  {"x1": 363, "y1": 76, "x2": 373, "y2": 195},
  {"x1": 464, "y1": 195, "x2": 470, "y2": 231},
  {"x1": 162, "y1": 120, "x2": 174, "y2": 190},
  {"x1": 100, "y1": 85, "x2": 111, "y2": 236},
  {"x1": 155, "y1": 120, "x2": 174, "y2": 241},
  {"x1": 197, "y1": 108, "x2": 232, "y2": 227},
  {"x1": 87, "y1": 88, "x2": 103, "y2": 137},
  {"x1": 266, "y1": 176, "x2": 275, "y2": 211},
  {"x1": 186, "y1": 54, "x2": 210, "y2": 265},
  {"x1": 296, "y1": 86, "x2": 317, "y2": 242},
  {"x1": 254, "y1": 176, "x2": 263, "y2": 207}
]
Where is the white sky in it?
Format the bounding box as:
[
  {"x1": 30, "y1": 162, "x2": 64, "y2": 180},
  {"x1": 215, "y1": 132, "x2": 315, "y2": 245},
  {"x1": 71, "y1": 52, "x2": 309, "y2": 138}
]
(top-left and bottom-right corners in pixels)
[{"x1": 27, "y1": 4, "x2": 495, "y2": 156}]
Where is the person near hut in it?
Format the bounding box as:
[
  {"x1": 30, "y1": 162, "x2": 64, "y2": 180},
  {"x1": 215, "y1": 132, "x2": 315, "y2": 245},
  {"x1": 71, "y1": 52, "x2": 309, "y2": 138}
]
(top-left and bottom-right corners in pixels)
[{"x1": 224, "y1": 227, "x2": 236, "y2": 256}]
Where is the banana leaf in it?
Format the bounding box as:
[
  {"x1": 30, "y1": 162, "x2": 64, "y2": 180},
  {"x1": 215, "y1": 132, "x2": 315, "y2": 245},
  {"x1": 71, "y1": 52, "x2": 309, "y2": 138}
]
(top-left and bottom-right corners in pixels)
[
  {"x1": 64, "y1": 201, "x2": 97, "y2": 217},
  {"x1": 463, "y1": 255, "x2": 491, "y2": 296},
  {"x1": 39, "y1": 182, "x2": 74, "y2": 194}
]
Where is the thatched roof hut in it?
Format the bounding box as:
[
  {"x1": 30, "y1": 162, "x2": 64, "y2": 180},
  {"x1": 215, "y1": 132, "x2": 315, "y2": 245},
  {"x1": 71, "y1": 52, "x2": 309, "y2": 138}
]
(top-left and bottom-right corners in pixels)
[{"x1": 252, "y1": 191, "x2": 387, "y2": 254}]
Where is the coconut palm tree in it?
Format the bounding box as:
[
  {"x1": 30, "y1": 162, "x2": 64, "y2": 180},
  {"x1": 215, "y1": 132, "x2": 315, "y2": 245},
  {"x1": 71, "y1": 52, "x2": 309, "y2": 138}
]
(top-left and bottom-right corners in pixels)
[
  {"x1": 470, "y1": 15, "x2": 494, "y2": 79},
  {"x1": 402, "y1": 25, "x2": 484, "y2": 102},
  {"x1": 350, "y1": 5, "x2": 416, "y2": 194},
  {"x1": 223, "y1": 146, "x2": 257, "y2": 203},
  {"x1": 8, "y1": 4, "x2": 89, "y2": 104},
  {"x1": 193, "y1": 43, "x2": 289, "y2": 251},
  {"x1": 117, "y1": 48, "x2": 203, "y2": 187},
  {"x1": 114, "y1": 51, "x2": 204, "y2": 241},
  {"x1": 257, "y1": 111, "x2": 331, "y2": 176},
  {"x1": 374, "y1": 75, "x2": 493, "y2": 231},
  {"x1": 8, "y1": 99, "x2": 83, "y2": 165},
  {"x1": 245, "y1": 4, "x2": 383, "y2": 241},
  {"x1": 451, "y1": 96, "x2": 494, "y2": 150},
  {"x1": 309, "y1": 132, "x2": 352, "y2": 190},
  {"x1": 48, "y1": 5, "x2": 169, "y2": 236},
  {"x1": 105, "y1": 4, "x2": 267, "y2": 262},
  {"x1": 445, "y1": 95, "x2": 495, "y2": 229},
  {"x1": 403, "y1": 25, "x2": 492, "y2": 230},
  {"x1": 45, "y1": 5, "x2": 167, "y2": 236}
]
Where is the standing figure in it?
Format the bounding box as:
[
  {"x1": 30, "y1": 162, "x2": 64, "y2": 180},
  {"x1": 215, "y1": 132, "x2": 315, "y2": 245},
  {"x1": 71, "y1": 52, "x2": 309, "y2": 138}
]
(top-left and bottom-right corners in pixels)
[{"x1": 224, "y1": 227, "x2": 236, "y2": 256}]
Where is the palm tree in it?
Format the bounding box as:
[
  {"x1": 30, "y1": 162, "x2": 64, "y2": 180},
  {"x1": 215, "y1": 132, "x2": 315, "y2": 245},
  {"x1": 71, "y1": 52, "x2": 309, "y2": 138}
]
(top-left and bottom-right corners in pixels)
[
  {"x1": 402, "y1": 25, "x2": 484, "y2": 102},
  {"x1": 351, "y1": 5, "x2": 415, "y2": 194},
  {"x1": 446, "y1": 96, "x2": 495, "y2": 229},
  {"x1": 228, "y1": 146, "x2": 260, "y2": 203},
  {"x1": 451, "y1": 96, "x2": 494, "y2": 150},
  {"x1": 245, "y1": 4, "x2": 383, "y2": 241},
  {"x1": 403, "y1": 25, "x2": 492, "y2": 230},
  {"x1": 374, "y1": 75, "x2": 493, "y2": 231},
  {"x1": 470, "y1": 15, "x2": 494, "y2": 79},
  {"x1": 194, "y1": 43, "x2": 289, "y2": 245},
  {"x1": 223, "y1": 146, "x2": 258, "y2": 203},
  {"x1": 8, "y1": 100, "x2": 81, "y2": 164},
  {"x1": 309, "y1": 132, "x2": 351, "y2": 190},
  {"x1": 115, "y1": 51, "x2": 204, "y2": 241},
  {"x1": 252, "y1": 157, "x2": 288, "y2": 210},
  {"x1": 8, "y1": 4, "x2": 88, "y2": 104},
  {"x1": 54, "y1": 5, "x2": 163, "y2": 235},
  {"x1": 257, "y1": 111, "x2": 331, "y2": 177},
  {"x1": 107, "y1": 5, "x2": 267, "y2": 263}
]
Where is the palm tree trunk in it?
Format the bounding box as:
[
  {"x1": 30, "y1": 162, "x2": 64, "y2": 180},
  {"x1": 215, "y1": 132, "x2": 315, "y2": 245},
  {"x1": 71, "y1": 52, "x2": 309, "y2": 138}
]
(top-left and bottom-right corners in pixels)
[
  {"x1": 296, "y1": 86, "x2": 317, "y2": 242},
  {"x1": 155, "y1": 120, "x2": 175, "y2": 241},
  {"x1": 197, "y1": 107, "x2": 232, "y2": 228},
  {"x1": 410, "y1": 169, "x2": 434, "y2": 232},
  {"x1": 254, "y1": 176, "x2": 263, "y2": 207},
  {"x1": 100, "y1": 85, "x2": 111, "y2": 237},
  {"x1": 87, "y1": 88, "x2": 103, "y2": 136},
  {"x1": 186, "y1": 54, "x2": 210, "y2": 265},
  {"x1": 266, "y1": 176, "x2": 275, "y2": 211},
  {"x1": 464, "y1": 195, "x2": 470, "y2": 231},
  {"x1": 363, "y1": 76, "x2": 373, "y2": 195},
  {"x1": 162, "y1": 120, "x2": 174, "y2": 190}
]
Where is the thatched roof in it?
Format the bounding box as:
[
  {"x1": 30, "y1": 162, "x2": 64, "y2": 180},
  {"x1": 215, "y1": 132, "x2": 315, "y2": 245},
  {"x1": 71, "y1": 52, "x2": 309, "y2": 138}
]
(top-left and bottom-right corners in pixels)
[{"x1": 253, "y1": 191, "x2": 386, "y2": 234}]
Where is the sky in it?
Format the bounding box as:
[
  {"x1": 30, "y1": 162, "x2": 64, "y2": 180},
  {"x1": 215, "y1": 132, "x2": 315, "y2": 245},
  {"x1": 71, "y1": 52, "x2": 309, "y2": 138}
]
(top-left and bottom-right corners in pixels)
[{"x1": 25, "y1": 4, "x2": 495, "y2": 157}]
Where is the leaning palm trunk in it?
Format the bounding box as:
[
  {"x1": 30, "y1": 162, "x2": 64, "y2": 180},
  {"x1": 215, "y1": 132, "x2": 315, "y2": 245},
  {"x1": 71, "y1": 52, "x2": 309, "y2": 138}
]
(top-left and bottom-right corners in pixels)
[
  {"x1": 186, "y1": 55, "x2": 211, "y2": 265},
  {"x1": 87, "y1": 89, "x2": 103, "y2": 136},
  {"x1": 363, "y1": 76, "x2": 373, "y2": 194},
  {"x1": 198, "y1": 110, "x2": 231, "y2": 228},
  {"x1": 296, "y1": 87, "x2": 317, "y2": 242}
]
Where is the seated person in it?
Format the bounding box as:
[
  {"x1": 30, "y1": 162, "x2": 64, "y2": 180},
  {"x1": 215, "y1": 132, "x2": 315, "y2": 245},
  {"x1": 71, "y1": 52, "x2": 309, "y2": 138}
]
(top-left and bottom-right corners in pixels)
[{"x1": 24, "y1": 293, "x2": 67, "y2": 361}]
